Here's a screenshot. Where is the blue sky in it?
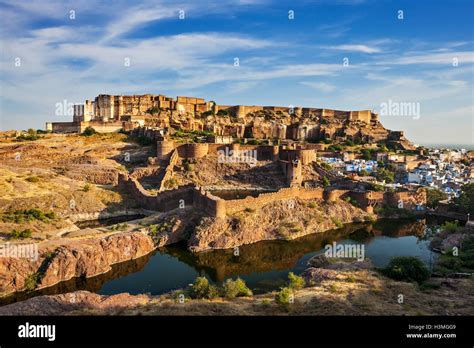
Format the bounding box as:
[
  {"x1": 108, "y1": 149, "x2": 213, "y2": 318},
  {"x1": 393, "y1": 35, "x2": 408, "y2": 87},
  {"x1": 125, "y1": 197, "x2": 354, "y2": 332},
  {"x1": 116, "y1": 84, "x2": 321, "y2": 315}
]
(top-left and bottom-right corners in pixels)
[{"x1": 0, "y1": 0, "x2": 473, "y2": 145}]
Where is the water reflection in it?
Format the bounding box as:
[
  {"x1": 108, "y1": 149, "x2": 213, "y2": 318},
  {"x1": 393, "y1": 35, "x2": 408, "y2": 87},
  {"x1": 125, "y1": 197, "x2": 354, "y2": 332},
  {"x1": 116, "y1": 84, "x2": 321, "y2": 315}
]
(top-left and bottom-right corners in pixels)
[{"x1": 1, "y1": 218, "x2": 436, "y2": 305}]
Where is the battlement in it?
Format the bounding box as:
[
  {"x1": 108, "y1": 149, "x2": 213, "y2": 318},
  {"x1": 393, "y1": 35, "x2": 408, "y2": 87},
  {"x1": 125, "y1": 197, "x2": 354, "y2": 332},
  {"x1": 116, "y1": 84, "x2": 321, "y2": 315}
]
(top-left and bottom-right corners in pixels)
[
  {"x1": 50, "y1": 93, "x2": 378, "y2": 133},
  {"x1": 46, "y1": 93, "x2": 399, "y2": 148}
]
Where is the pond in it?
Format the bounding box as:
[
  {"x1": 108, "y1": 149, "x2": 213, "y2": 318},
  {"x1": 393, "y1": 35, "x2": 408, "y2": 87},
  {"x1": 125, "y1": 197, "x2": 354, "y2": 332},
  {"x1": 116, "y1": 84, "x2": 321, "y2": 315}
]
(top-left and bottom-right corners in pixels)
[{"x1": 0, "y1": 218, "x2": 441, "y2": 306}]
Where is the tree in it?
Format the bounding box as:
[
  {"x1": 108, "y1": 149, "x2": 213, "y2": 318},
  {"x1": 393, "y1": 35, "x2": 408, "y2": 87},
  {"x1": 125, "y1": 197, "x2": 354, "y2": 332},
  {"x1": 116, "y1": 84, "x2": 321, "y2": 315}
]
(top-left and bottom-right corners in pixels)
[
  {"x1": 453, "y1": 183, "x2": 474, "y2": 214},
  {"x1": 375, "y1": 168, "x2": 394, "y2": 183},
  {"x1": 382, "y1": 256, "x2": 430, "y2": 283},
  {"x1": 361, "y1": 149, "x2": 373, "y2": 160},
  {"x1": 426, "y1": 188, "x2": 448, "y2": 209}
]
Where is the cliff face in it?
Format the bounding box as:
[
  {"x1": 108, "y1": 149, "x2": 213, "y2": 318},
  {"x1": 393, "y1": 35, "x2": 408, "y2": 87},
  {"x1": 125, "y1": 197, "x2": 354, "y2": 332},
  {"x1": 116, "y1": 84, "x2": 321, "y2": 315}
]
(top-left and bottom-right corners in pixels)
[
  {"x1": 188, "y1": 199, "x2": 371, "y2": 252},
  {"x1": 0, "y1": 232, "x2": 155, "y2": 297},
  {"x1": 39, "y1": 232, "x2": 155, "y2": 289}
]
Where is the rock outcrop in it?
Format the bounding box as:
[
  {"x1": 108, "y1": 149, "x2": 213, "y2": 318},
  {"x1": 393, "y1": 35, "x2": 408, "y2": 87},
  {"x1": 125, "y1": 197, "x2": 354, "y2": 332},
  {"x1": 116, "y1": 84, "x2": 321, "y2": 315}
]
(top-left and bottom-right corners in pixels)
[
  {"x1": 188, "y1": 199, "x2": 371, "y2": 252},
  {"x1": 0, "y1": 232, "x2": 155, "y2": 297},
  {"x1": 0, "y1": 291, "x2": 152, "y2": 316},
  {"x1": 39, "y1": 232, "x2": 155, "y2": 289}
]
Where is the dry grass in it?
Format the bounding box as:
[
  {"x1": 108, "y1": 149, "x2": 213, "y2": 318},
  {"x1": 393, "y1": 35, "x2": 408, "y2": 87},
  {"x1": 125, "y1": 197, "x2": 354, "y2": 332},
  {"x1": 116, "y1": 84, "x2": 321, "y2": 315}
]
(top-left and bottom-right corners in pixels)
[{"x1": 67, "y1": 270, "x2": 474, "y2": 316}]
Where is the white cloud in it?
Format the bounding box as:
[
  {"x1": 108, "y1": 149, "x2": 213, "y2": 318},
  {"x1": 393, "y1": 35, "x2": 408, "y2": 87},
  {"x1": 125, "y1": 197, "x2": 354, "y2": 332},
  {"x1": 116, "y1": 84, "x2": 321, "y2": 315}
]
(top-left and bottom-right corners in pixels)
[
  {"x1": 379, "y1": 51, "x2": 474, "y2": 65},
  {"x1": 300, "y1": 81, "x2": 336, "y2": 92},
  {"x1": 323, "y1": 44, "x2": 381, "y2": 53}
]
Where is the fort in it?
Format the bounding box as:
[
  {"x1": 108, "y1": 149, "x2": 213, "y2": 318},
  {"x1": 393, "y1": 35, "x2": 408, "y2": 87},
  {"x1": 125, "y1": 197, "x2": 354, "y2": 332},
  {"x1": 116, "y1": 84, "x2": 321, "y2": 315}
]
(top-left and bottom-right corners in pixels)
[
  {"x1": 46, "y1": 93, "x2": 414, "y2": 149},
  {"x1": 117, "y1": 172, "x2": 426, "y2": 219},
  {"x1": 113, "y1": 120, "x2": 426, "y2": 220}
]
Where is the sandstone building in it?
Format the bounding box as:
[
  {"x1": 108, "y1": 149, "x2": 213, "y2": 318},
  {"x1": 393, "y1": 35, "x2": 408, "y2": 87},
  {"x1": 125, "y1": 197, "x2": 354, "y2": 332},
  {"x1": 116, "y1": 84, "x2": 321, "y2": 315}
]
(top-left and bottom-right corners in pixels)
[{"x1": 46, "y1": 93, "x2": 414, "y2": 149}]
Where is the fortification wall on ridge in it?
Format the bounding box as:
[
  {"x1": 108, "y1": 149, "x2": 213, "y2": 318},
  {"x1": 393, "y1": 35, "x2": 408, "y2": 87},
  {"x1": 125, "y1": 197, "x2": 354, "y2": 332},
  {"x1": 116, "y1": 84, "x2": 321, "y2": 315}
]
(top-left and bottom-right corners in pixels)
[
  {"x1": 118, "y1": 171, "x2": 426, "y2": 219},
  {"x1": 118, "y1": 173, "x2": 194, "y2": 211},
  {"x1": 159, "y1": 149, "x2": 179, "y2": 191}
]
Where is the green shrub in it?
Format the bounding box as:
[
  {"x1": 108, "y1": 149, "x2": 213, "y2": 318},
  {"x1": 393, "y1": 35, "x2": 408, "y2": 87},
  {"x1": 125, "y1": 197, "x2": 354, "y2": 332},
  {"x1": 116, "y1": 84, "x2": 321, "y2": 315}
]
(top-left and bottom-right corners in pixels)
[
  {"x1": 288, "y1": 272, "x2": 305, "y2": 290},
  {"x1": 1, "y1": 209, "x2": 55, "y2": 223},
  {"x1": 82, "y1": 126, "x2": 97, "y2": 137},
  {"x1": 331, "y1": 217, "x2": 343, "y2": 228},
  {"x1": 183, "y1": 160, "x2": 194, "y2": 171},
  {"x1": 452, "y1": 183, "x2": 474, "y2": 214},
  {"x1": 146, "y1": 106, "x2": 160, "y2": 115},
  {"x1": 440, "y1": 220, "x2": 460, "y2": 233},
  {"x1": 83, "y1": 183, "x2": 91, "y2": 192},
  {"x1": 10, "y1": 228, "x2": 33, "y2": 240},
  {"x1": 164, "y1": 178, "x2": 178, "y2": 189},
  {"x1": 110, "y1": 223, "x2": 129, "y2": 231},
  {"x1": 320, "y1": 162, "x2": 332, "y2": 171},
  {"x1": 275, "y1": 287, "x2": 293, "y2": 306},
  {"x1": 382, "y1": 256, "x2": 430, "y2": 283},
  {"x1": 25, "y1": 176, "x2": 40, "y2": 183},
  {"x1": 426, "y1": 188, "x2": 448, "y2": 209},
  {"x1": 16, "y1": 132, "x2": 40, "y2": 141},
  {"x1": 222, "y1": 278, "x2": 252, "y2": 298},
  {"x1": 24, "y1": 273, "x2": 40, "y2": 291},
  {"x1": 375, "y1": 168, "x2": 394, "y2": 183},
  {"x1": 189, "y1": 277, "x2": 219, "y2": 299},
  {"x1": 322, "y1": 176, "x2": 330, "y2": 187}
]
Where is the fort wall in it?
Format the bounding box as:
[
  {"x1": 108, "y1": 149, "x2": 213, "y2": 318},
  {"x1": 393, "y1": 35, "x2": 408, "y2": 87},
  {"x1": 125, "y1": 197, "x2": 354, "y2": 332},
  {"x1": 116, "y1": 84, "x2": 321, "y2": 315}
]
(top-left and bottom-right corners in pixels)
[
  {"x1": 118, "y1": 173, "x2": 194, "y2": 211},
  {"x1": 157, "y1": 140, "x2": 175, "y2": 161},
  {"x1": 159, "y1": 149, "x2": 180, "y2": 191},
  {"x1": 118, "y1": 171, "x2": 426, "y2": 219}
]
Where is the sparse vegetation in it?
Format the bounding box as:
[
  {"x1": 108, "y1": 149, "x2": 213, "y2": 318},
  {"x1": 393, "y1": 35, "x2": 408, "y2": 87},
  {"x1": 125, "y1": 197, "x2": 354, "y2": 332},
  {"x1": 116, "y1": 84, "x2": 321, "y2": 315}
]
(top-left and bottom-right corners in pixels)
[
  {"x1": 110, "y1": 223, "x2": 129, "y2": 231},
  {"x1": 16, "y1": 129, "x2": 40, "y2": 142},
  {"x1": 440, "y1": 220, "x2": 460, "y2": 233},
  {"x1": 164, "y1": 178, "x2": 178, "y2": 189},
  {"x1": 451, "y1": 183, "x2": 474, "y2": 214},
  {"x1": 82, "y1": 126, "x2": 97, "y2": 137},
  {"x1": 331, "y1": 217, "x2": 343, "y2": 228},
  {"x1": 171, "y1": 129, "x2": 215, "y2": 143},
  {"x1": 319, "y1": 162, "x2": 332, "y2": 171},
  {"x1": 322, "y1": 176, "x2": 330, "y2": 187},
  {"x1": 188, "y1": 277, "x2": 219, "y2": 300},
  {"x1": 24, "y1": 272, "x2": 40, "y2": 291},
  {"x1": 183, "y1": 160, "x2": 194, "y2": 171},
  {"x1": 222, "y1": 278, "x2": 252, "y2": 298},
  {"x1": 146, "y1": 106, "x2": 160, "y2": 115},
  {"x1": 25, "y1": 176, "x2": 40, "y2": 183},
  {"x1": 374, "y1": 168, "x2": 395, "y2": 183},
  {"x1": 10, "y1": 228, "x2": 33, "y2": 240},
  {"x1": 381, "y1": 256, "x2": 430, "y2": 283},
  {"x1": 275, "y1": 287, "x2": 293, "y2": 307},
  {"x1": 1, "y1": 209, "x2": 57, "y2": 224},
  {"x1": 288, "y1": 272, "x2": 305, "y2": 290},
  {"x1": 434, "y1": 234, "x2": 474, "y2": 275},
  {"x1": 426, "y1": 188, "x2": 448, "y2": 209}
]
